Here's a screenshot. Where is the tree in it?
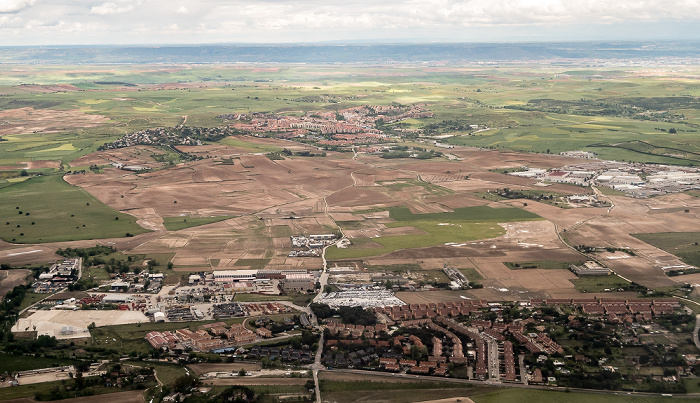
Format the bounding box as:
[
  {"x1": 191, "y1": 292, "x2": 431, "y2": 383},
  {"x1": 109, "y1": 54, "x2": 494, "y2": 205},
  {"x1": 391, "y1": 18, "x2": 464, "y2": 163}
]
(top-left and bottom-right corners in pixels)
[
  {"x1": 74, "y1": 372, "x2": 85, "y2": 389},
  {"x1": 172, "y1": 375, "x2": 198, "y2": 393}
]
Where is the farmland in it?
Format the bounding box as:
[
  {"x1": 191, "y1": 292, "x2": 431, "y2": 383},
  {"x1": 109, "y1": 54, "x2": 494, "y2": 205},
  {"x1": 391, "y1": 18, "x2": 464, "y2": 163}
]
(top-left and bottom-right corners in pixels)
[
  {"x1": 1, "y1": 56, "x2": 700, "y2": 403},
  {"x1": 0, "y1": 64, "x2": 699, "y2": 295},
  {"x1": 633, "y1": 232, "x2": 700, "y2": 267},
  {"x1": 0, "y1": 174, "x2": 148, "y2": 243},
  {"x1": 328, "y1": 206, "x2": 541, "y2": 259},
  {"x1": 162, "y1": 215, "x2": 233, "y2": 231}
]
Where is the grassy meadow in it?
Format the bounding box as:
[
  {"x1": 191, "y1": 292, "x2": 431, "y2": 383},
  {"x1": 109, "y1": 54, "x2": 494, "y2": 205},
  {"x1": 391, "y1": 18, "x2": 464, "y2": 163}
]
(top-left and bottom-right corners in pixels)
[
  {"x1": 0, "y1": 174, "x2": 148, "y2": 243},
  {"x1": 327, "y1": 206, "x2": 541, "y2": 259},
  {"x1": 570, "y1": 274, "x2": 632, "y2": 293},
  {"x1": 633, "y1": 232, "x2": 700, "y2": 267}
]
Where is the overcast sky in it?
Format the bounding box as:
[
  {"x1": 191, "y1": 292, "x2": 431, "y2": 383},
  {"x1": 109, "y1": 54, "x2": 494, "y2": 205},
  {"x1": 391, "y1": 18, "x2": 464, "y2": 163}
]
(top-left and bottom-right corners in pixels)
[{"x1": 1, "y1": 0, "x2": 699, "y2": 46}]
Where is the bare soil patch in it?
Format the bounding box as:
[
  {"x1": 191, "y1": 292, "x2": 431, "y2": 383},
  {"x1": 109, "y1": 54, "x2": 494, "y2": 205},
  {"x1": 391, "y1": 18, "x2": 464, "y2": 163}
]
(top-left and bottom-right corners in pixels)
[
  {"x1": 430, "y1": 194, "x2": 489, "y2": 208},
  {"x1": 0, "y1": 269, "x2": 30, "y2": 298},
  {"x1": 326, "y1": 187, "x2": 397, "y2": 208},
  {"x1": 0, "y1": 107, "x2": 109, "y2": 137},
  {"x1": 20, "y1": 160, "x2": 61, "y2": 169},
  {"x1": 71, "y1": 146, "x2": 169, "y2": 169}
]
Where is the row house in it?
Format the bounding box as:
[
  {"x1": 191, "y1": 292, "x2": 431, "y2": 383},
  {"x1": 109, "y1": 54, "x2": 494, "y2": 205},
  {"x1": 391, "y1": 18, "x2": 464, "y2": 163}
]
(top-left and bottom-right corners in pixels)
[
  {"x1": 432, "y1": 337, "x2": 443, "y2": 357},
  {"x1": 503, "y1": 341, "x2": 517, "y2": 382}
]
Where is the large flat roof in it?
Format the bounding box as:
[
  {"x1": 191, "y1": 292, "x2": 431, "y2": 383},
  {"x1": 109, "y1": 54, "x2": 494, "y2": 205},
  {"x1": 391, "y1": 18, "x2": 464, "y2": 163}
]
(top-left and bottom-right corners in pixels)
[{"x1": 213, "y1": 269, "x2": 258, "y2": 276}]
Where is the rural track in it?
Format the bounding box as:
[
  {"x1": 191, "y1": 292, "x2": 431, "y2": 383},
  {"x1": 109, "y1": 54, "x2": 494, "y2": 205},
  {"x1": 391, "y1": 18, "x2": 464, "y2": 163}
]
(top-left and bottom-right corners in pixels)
[{"x1": 312, "y1": 167, "x2": 361, "y2": 401}]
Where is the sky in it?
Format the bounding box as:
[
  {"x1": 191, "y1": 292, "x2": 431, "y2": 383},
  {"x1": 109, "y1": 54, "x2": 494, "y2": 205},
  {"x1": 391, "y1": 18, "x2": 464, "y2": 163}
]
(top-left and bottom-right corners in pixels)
[{"x1": 1, "y1": 0, "x2": 700, "y2": 46}]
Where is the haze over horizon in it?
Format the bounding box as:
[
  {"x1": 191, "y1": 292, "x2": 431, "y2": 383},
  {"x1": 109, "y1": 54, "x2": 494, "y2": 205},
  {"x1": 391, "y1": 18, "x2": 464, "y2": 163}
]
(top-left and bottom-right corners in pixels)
[{"x1": 1, "y1": 0, "x2": 699, "y2": 46}]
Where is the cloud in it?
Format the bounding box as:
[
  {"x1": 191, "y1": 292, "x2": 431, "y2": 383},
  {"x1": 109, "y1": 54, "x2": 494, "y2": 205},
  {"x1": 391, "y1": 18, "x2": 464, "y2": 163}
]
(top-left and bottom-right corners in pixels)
[
  {"x1": 0, "y1": 0, "x2": 35, "y2": 13},
  {"x1": 2, "y1": 0, "x2": 700, "y2": 45},
  {"x1": 90, "y1": 1, "x2": 135, "y2": 16}
]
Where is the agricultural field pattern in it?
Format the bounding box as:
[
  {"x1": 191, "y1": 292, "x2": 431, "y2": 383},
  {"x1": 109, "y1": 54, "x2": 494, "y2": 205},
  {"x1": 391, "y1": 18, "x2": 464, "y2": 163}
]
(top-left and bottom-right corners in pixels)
[{"x1": 1, "y1": 46, "x2": 700, "y2": 403}]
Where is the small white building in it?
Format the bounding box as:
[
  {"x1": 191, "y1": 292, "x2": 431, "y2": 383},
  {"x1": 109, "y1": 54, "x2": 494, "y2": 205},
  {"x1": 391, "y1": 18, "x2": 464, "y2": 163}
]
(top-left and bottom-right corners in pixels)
[{"x1": 154, "y1": 312, "x2": 166, "y2": 322}]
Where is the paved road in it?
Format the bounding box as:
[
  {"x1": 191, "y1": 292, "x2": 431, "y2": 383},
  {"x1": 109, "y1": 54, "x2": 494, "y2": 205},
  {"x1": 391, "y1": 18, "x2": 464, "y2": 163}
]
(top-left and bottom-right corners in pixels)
[
  {"x1": 518, "y1": 354, "x2": 527, "y2": 385},
  {"x1": 486, "y1": 338, "x2": 499, "y2": 380},
  {"x1": 313, "y1": 332, "x2": 324, "y2": 403}
]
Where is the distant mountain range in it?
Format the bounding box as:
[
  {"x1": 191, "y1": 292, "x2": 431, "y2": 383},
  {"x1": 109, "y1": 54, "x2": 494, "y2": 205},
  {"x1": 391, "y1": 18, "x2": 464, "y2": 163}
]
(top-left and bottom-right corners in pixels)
[{"x1": 2, "y1": 41, "x2": 700, "y2": 64}]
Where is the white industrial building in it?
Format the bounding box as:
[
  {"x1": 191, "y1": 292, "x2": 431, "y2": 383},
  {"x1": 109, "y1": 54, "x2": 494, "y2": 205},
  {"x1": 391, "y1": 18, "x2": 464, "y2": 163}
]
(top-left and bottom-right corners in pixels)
[
  {"x1": 213, "y1": 270, "x2": 258, "y2": 283},
  {"x1": 102, "y1": 294, "x2": 134, "y2": 304}
]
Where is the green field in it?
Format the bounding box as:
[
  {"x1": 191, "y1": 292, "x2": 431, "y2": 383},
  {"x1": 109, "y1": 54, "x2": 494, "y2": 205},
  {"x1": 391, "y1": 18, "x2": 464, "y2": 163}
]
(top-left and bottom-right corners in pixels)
[
  {"x1": 328, "y1": 206, "x2": 541, "y2": 259},
  {"x1": 633, "y1": 232, "x2": 700, "y2": 267},
  {"x1": 475, "y1": 190, "x2": 573, "y2": 208},
  {"x1": 0, "y1": 175, "x2": 148, "y2": 243},
  {"x1": 82, "y1": 265, "x2": 112, "y2": 282},
  {"x1": 570, "y1": 274, "x2": 631, "y2": 293},
  {"x1": 0, "y1": 353, "x2": 81, "y2": 373},
  {"x1": 448, "y1": 117, "x2": 699, "y2": 163},
  {"x1": 233, "y1": 258, "x2": 272, "y2": 270},
  {"x1": 162, "y1": 215, "x2": 233, "y2": 231},
  {"x1": 471, "y1": 388, "x2": 675, "y2": 403},
  {"x1": 383, "y1": 179, "x2": 455, "y2": 196},
  {"x1": 17, "y1": 291, "x2": 46, "y2": 311},
  {"x1": 459, "y1": 267, "x2": 485, "y2": 281},
  {"x1": 125, "y1": 360, "x2": 186, "y2": 386},
  {"x1": 364, "y1": 263, "x2": 423, "y2": 273},
  {"x1": 505, "y1": 260, "x2": 585, "y2": 271},
  {"x1": 220, "y1": 137, "x2": 282, "y2": 153},
  {"x1": 0, "y1": 376, "x2": 151, "y2": 401},
  {"x1": 0, "y1": 64, "x2": 698, "y2": 172}
]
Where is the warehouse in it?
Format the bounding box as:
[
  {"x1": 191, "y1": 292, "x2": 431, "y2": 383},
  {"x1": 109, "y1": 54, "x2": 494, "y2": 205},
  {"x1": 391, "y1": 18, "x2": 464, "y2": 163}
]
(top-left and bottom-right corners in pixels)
[{"x1": 213, "y1": 269, "x2": 258, "y2": 283}]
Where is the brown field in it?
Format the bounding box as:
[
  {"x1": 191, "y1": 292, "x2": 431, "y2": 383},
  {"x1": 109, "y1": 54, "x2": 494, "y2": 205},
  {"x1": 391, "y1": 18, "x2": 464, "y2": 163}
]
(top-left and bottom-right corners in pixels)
[
  {"x1": 0, "y1": 107, "x2": 109, "y2": 137},
  {"x1": 0, "y1": 269, "x2": 30, "y2": 298},
  {"x1": 417, "y1": 398, "x2": 475, "y2": 403},
  {"x1": 7, "y1": 84, "x2": 81, "y2": 93},
  {"x1": 1, "y1": 145, "x2": 695, "y2": 294},
  {"x1": 2, "y1": 390, "x2": 144, "y2": 403},
  {"x1": 71, "y1": 145, "x2": 171, "y2": 169},
  {"x1": 562, "y1": 193, "x2": 700, "y2": 288},
  {"x1": 6, "y1": 160, "x2": 61, "y2": 170}
]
